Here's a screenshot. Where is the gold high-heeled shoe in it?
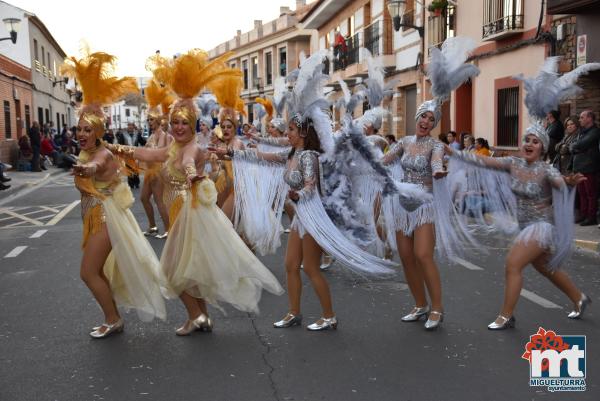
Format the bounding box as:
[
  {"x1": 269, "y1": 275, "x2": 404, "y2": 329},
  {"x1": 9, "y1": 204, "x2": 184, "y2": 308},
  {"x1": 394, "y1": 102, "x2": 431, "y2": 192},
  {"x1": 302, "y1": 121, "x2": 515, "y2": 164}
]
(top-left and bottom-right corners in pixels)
[
  {"x1": 143, "y1": 226, "x2": 158, "y2": 236},
  {"x1": 89, "y1": 319, "x2": 124, "y2": 339},
  {"x1": 487, "y1": 315, "x2": 515, "y2": 330},
  {"x1": 568, "y1": 294, "x2": 591, "y2": 319},
  {"x1": 273, "y1": 313, "x2": 302, "y2": 328},
  {"x1": 424, "y1": 311, "x2": 444, "y2": 331},
  {"x1": 401, "y1": 305, "x2": 430, "y2": 322},
  {"x1": 175, "y1": 314, "x2": 208, "y2": 336},
  {"x1": 307, "y1": 316, "x2": 338, "y2": 331}
]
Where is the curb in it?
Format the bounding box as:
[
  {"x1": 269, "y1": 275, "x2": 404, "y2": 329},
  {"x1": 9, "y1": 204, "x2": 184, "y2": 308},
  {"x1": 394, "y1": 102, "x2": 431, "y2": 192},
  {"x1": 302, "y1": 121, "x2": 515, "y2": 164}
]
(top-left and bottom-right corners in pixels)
[{"x1": 574, "y1": 239, "x2": 600, "y2": 253}]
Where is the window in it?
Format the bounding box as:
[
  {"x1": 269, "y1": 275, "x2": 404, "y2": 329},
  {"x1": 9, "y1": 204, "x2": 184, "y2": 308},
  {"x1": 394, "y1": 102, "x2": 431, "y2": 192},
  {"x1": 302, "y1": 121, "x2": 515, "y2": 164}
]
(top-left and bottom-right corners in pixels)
[
  {"x1": 47, "y1": 52, "x2": 51, "y2": 70},
  {"x1": 125, "y1": 109, "x2": 130, "y2": 117},
  {"x1": 279, "y1": 48, "x2": 287, "y2": 77},
  {"x1": 248, "y1": 104, "x2": 253, "y2": 124},
  {"x1": 34, "y1": 39, "x2": 38, "y2": 60},
  {"x1": 42, "y1": 46, "x2": 45, "y2": 65},
  {"x1": 242, "y1": 60, "x2": 248, "y2": 89},
  {"x1": 402, "y1": 0, "x2": 415, "y2": 32},
  {"x1": 38, "y1": 107, "x2": 44, "y2": 125},
  {"x1": 497, "y1": 86, "x2": 519, "y2": 147},
  {"x1": 56, "y1": 112, "x2": 60, "y2": 131},
  {"x1": 45, "y1": 109, "x2": 49, "y2": 125},
  {"x1": 3, "y1": 101, "x2": 11, "y2": 139},
  {"x1": 265, "y1": 52, "x2": 273, "y2": 85},
  {"x1": 349, "y1": 15, "x2": 355, "y2": 37},
  {"x1": 251, "y1": 57, "x2": 258, "y2": 87},
  {"x1": 483, "y1": 0, "x2": 524, "y2": 40},
  {"x1": 25, "y1": 105, "x2": 31, "y2": 131},
  {"x1": 428, "y1": 5, "x2": 455, "y2": 50}
]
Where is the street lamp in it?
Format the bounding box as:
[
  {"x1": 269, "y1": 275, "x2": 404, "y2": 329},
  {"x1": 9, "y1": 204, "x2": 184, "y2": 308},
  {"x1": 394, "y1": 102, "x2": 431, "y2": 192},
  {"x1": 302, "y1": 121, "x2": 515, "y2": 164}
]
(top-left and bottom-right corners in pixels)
[
  {"x1": 387, "y1": 0, "x2": 424, "y2": 37},
  {"x1": 1, "y1": 18, "x2": 21, "y2": 44}
]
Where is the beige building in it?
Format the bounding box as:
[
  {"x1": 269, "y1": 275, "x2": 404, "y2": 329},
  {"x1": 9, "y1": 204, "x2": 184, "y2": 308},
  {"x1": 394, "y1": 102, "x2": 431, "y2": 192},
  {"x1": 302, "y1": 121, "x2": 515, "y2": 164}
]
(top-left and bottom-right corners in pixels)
[
  {"x1": 208, "y1": 1, "x2": 316, "y2": 126},
  {"x1": 301, "y1": 0, "x2": 426, "y2": 137}
]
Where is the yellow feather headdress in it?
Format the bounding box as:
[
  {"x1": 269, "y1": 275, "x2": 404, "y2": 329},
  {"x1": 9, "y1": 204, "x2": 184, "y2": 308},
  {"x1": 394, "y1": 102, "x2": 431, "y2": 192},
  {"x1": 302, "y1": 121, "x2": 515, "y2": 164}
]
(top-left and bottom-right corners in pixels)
[
  {"x1": 144, "y1": 78, "x2": 172, "y2": 119},
  {"x1": 60, "y1": 49, "x2": 138, "y2": 138},
  {"x1": 255, "y1": 97, "x2": 273, "y2": 122},
  {"x1": 212, "y1": 74, "x2": 246, "y2": 127},
  {"x1": 149, "y1": 49, "x2": 241, "y2": 125}
]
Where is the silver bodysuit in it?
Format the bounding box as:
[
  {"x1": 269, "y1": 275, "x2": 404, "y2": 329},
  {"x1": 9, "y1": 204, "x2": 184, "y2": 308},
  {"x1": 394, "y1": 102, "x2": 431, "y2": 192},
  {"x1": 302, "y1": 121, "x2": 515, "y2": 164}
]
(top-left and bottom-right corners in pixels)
[
  {"x1": 383, "y1": 135, "x2": 444, "y2": 192},
  {"x1": 455, "y1": 152, "x2": 564, "y2": 228}
]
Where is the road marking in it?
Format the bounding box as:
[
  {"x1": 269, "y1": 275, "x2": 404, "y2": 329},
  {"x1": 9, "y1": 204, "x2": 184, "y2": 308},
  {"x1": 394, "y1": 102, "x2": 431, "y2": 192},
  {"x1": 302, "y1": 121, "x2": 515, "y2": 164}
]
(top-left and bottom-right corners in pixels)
[
  {"x1": 5, "y1": 246, "x2": 27, "y2": 258},
  {"x1": 39, "y1": 205, "x2": 61, "y2": 213},
  {"x1": 0, "y1": 209, "x2": 44, "y2": 226},
  {"x1": 30, "y1": 229, "x2": 48, "y2": 238},
  {"x1": 521, "y1": 288, "x2": 563, "y2": 309},
  {"x1": 45, "y1": 200, "x2": 80, "y2": 226},
  {"x1": 449, "y1": 256, "x2": 485, "y2": 271}
]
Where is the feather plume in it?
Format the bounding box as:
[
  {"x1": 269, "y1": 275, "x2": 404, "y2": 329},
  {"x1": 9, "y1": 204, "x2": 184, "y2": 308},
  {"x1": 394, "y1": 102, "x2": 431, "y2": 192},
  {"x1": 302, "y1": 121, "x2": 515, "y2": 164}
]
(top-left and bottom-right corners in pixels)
[
  {"x1": 144, "y1": 79, "x2": 171, "y2": 111},
  {"x1": 60, "y1": 50, "x2": 138, "y2": 111},
  {"x1": 210, "y1": 74, "x2": 245, "y2": 116},
  {"x1": 255, "y1": 97, "x2": 273, "y2": 121},
  {"x1": 196, "y1": 93, "x2": 219, "y2": 118},
  {"x1": 335, "y1": 79, "x2": 365, "y2": 117},
  {"x1": 427, "y1": 36, "x2": 480, "y2": 101},
  {"x1": 515, "y1": 57, "x2": 600, "y2": 120},
  {"x1": 361, "y1": 48, "x2": 386, "y2": 108},
  {"x1": 272, "y1": 77, "x2": 289, "y2": 117}
]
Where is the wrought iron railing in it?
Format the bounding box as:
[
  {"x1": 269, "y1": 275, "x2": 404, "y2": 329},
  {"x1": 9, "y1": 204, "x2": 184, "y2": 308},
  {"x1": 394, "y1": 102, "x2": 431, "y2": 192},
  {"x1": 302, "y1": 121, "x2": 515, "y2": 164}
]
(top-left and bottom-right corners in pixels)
[
  {"x1": 333, "y1": 33, "x2": 360, "y2": 72},
  {"x1": 364, "y1": 20, "x2": 381, "y2": 57},
  {"x1": 482, "y1": 0, "x2": 524, "y2": 39}
]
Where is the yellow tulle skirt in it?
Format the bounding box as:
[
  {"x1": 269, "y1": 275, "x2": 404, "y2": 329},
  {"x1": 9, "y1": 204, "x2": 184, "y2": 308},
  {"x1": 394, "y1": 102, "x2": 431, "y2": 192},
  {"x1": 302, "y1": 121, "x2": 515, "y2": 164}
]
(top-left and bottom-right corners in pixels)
[
  {"x1": 160, "y1": 179, "x2": 284, "y2": 313},
  {"x1": 100, "y1": 183, "x2": 167, "y2": 322}
]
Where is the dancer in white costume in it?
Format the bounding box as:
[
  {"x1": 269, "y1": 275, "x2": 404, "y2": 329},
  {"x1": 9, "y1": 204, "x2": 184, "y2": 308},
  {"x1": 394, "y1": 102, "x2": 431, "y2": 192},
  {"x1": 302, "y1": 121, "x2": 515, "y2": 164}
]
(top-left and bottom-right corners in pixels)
[
  {"x1": 446, "y1": 57, "x2": 598, "y2": 329},
  {"x1": 110, "y1": 50, "x2": 283, "y2": 335},
  {"x1": 61, "y1": 50, "x2": 166, "y2": 338},
  {"x1": 381, "y1": 37, "x2": 480, "y2": 330}
]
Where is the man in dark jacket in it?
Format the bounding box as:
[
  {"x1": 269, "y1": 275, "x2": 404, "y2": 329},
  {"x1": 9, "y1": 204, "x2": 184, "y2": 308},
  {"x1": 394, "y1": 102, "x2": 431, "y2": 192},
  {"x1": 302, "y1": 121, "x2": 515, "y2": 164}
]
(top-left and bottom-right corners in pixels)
[
  {"x1": 570, "y1": 110, "x2": 600, "y2": 226},
  {"x1": 546, "y1": 110, "x2": 564, "y2": 162},
  {"x1": 28, "y1": 121, "x2": 42, "y2": 171},
  {"x1": 117, "y1": 123, "x2": 146, "y2": 188}
]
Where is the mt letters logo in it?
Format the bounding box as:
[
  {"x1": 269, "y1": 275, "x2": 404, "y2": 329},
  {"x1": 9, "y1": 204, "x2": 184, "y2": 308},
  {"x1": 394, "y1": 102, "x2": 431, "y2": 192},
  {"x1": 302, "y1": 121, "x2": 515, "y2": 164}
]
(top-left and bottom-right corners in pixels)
[{"x1": 522, "y1": 327, "x2": 586, "y2": 392}]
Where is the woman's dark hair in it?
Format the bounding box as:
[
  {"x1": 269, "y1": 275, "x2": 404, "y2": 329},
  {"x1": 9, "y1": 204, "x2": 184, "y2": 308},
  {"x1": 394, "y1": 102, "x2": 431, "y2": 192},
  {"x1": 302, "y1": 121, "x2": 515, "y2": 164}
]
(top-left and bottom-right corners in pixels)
[
  {"x1": 438, "y1": 132, "x2": 449, "y2": 144},
  {"x1": 549, "y1": 110, "x2": 560, "y2": 121},
  {"x1": 385, "y1": 134, "x2": 396, "y2": 143},
  {"x1": 288, "y1": 119, "x2": 322, "y2": 159},
  {"x1": 476, "y1": 137, "x2": 489, "y2": 149}
]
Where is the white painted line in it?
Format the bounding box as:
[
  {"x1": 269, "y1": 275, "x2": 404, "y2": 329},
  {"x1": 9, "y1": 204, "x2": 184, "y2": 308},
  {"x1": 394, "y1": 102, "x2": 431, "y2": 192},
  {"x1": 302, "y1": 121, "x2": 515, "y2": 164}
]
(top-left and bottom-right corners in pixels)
[
  {"x1": 30, "y1": 229, "x2": 48, "y2": 238},
  {"x1": 521, "y1": 288, "x2": 563, "y2": 309},
  {"x1": 46, "y1": 200, "x2": 80, "y2": 226},
  {"x1": 39, "y1": 206, "x2": 60, "y2": 213},
  {"x1": 0, "y1": 209, "x2": 44, "y2": 226},
  {"x1": 5, "y1": 246, "x2": 28, "y2": 258},
  {"x1": 450, "y1": 256, "x2": 484, "y2": 271}
]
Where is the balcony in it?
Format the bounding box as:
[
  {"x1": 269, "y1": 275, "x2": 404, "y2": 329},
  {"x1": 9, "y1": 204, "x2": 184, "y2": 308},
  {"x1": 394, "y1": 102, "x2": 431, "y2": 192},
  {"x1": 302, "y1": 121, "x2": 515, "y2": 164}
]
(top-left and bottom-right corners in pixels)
[
  {"x1": 482, "y1": 0, "x2": 524, "y2": 41},
  {"x1": 333, "y1": 33, "x2": 359, "y2": 72},
  {"x1": 428, "y1": 5, "x2": 455, "y2": 52},
  {"x1": 364, "y1": 20, "x2": 381, "y2": 57}
]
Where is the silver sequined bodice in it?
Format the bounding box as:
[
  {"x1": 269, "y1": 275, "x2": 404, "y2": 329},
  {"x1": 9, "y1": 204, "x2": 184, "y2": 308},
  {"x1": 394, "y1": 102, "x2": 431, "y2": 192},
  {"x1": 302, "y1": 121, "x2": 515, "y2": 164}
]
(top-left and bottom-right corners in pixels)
[
  {"x1": 284, "y1": 150, "x2": 319, "y2": 191},
  {"x1": 385, "y1": 135, "x2": 444, "y2": 192}
]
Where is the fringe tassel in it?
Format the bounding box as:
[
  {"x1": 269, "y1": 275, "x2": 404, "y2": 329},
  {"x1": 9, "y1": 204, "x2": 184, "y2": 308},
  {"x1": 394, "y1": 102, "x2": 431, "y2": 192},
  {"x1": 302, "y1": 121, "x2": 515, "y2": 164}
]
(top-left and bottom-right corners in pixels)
[
  {"x1": 168, "y1": 195, "x2": 184, "y2": 230},
  {"x1": 295, "y1": 193, "x2": 396, "y2": 276},
  {"x1": 82, "y1": 204, "x2": 104, "y2": 249},
  {"x1": 74, "y1": 176, "x2": 106, "y2": 200},
  {"x1": 232, "y1": 156, "x2": 287, "y2": 255},
  {"x1": 549, "y1": 185, "x2": 576, "y2": 270}
]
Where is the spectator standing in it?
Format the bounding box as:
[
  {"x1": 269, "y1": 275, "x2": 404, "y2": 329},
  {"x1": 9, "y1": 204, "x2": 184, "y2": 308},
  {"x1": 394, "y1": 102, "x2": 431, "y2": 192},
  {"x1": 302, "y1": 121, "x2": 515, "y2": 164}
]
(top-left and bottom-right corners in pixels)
[
  {"x1": 474, "y1": 138, "x2": 491, "y2": 156},
  {"x1": 28, "y1": 121, "x2": 42, "y2": 171},
  {"x1": 554, "y1": 116, "x2": 579, "y2": 175},
  {"x1": 103, "y1": 129, "x2": 115, "y2": 144},
  {"x1": 117, "y1": 123, "x2": 146, "y2": 188},
  {"x1": 570, "y1": 110, "x2": 600, "y2": 226},
  {"x1": 546, "y1": 110, "x2": 564, "y2": 162},
  {"x1": 447, "y1": 131, "x2": 461, "y2": 151},
  {"x1": 463, "y1": 135, "x2": 475, "y2": 152}
]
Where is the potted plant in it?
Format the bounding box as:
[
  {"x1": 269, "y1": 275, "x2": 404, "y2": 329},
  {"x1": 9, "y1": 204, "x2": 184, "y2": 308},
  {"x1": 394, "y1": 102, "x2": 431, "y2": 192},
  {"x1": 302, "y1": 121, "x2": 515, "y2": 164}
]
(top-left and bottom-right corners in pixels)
[{"x1": 428, "y1": 0, "x2": 448, "y2": 17}]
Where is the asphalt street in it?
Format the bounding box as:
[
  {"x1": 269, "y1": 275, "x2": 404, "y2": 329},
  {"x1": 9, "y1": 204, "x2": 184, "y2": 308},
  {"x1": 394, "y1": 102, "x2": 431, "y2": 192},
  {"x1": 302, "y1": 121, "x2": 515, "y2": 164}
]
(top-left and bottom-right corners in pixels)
[{"x1": 0, "y1": 174, "x2": 598, "y2": 401}]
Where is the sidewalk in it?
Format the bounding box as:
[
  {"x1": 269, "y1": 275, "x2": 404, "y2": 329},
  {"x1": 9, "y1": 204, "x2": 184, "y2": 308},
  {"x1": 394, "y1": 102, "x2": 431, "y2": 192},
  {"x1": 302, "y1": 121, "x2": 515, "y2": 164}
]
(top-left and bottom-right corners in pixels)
[
  {"x1": 0, "y1": 166, "x2": 68, "y2": 206},
  {"x1": 574, "y1": 224, "x2": 600, "y2": 253}
]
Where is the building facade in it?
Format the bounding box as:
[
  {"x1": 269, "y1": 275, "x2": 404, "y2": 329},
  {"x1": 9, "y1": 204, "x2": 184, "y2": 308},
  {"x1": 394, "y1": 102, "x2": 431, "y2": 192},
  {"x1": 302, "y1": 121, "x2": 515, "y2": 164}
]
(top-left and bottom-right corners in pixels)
[
  {"x1": 0, "y1": 0, "x2": 74, "y2": 164},
  {"x1": 301, "y1": 0, "x2": 425, "y2": 138},
  {"x1": 208, "y1": 1, "x2": 316, "y2": 128}
]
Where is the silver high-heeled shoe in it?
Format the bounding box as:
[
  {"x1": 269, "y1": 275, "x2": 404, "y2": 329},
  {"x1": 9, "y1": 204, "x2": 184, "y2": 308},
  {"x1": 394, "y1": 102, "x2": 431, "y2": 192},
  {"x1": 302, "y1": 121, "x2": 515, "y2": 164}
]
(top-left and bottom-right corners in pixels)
[
  {"x1": 273, "y1": 313, "x2": 302, "y2": 328},
  {"x1": 89, "y1": 319, "x2": 124, "y2": 339},
  {"x1": 320, "y1": 255, "x2": 335, "y2": 271},
  {"x1": 143, "y1": 226, "x2": 158, "y2": 236},
  {"x1": 424, "y1": 311, "x2": 443, "y2": 330},
  {"x1": 175, "y1": 314, "x2": 208, "y2": 336},
  {"x1": 487, "y1": 315, "x2": 515, "y2": 330},
  {"x1": 155, "y1": 231, "x2": 168, "y2": 239},
  {"x1": 401, "y1": 305, "x2": 430, "y2": 322},
  {"x1": 307, "y1": 316, "x2": 338, "y2": 331},
  {"x1": 568, "y1": 294, "x2": 591, "y2": 319},
  {"x1": 198, "y1": 316, "x2": 213, "y2": 332}
]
